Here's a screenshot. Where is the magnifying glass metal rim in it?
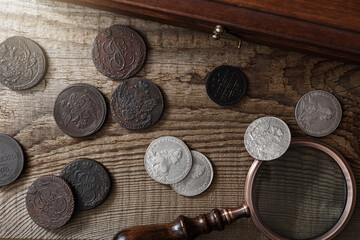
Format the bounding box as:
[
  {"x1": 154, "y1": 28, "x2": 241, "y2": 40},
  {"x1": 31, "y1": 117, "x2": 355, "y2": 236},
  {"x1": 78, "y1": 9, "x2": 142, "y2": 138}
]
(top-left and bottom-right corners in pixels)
[{"x1": 244, "y1": 138, "x2": 356, "y2": 240}]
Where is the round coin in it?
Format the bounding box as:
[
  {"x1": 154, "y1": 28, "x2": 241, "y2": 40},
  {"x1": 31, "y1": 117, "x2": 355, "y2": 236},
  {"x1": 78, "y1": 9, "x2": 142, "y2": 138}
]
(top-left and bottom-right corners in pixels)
[
  {"x1": 206, "y1": 65, "x2": 247, "y2": 106},
  {"x1": 171, "y1": 151, "x2": 213, "y2": 197},
  {"x1": 92, "y1": 25, "x2": 146, "y2": 80},
  {"x1": 26, "y1": 175, "x2": 74, "y2": 229},
  {"x1": 0, "y1": 36, "x2": 46, "y2": 90},
  {"x1": 144, "y1": 136, "x2": 192, "y2": 184},
  {"x1": 110, "y1": 78, "x2": 164, "y2": 130},
  {"x1": 295, "y1": 90, "x2": 342, "y2": 137},
  {"x1": 244, "y1": 116, "x2": 291, "y2": 161},
  {"x1": 53, "y1": 83, "x2": 107, "y2": 137},
  {"x1": 0, "y1": 134, "x2": 24, "y2": 187},
  {"x1": 60, "y1": 158, "x2": 111, "y2": 211}
]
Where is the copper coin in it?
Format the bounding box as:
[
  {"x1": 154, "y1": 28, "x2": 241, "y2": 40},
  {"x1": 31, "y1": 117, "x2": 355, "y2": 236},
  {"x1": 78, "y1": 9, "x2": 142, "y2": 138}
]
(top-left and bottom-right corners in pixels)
[
  {"x1": 110, "y1": 78, "x2": 164, "y2": 130},
  {"x1": 92, "y1": 25, "x2": 146, "y2": 80},
  {"x1": 60, "y1": 158, "x2": 111, "y2": 211},
  {"x1": 0, "y1": 134, "x2": 24, "y2": 187},
  {"x1": 53, "y1": 83, "x2": 107, "y2": 137},
  {"x1": 206, "y1": 65, "x2": 247, "y2": 106},
  {"x1": 0, "y1": 36, "x2": 46, "y2": 90},
  {"x1": 26, "y1": 175, "x2": 74, "y2": 229}
]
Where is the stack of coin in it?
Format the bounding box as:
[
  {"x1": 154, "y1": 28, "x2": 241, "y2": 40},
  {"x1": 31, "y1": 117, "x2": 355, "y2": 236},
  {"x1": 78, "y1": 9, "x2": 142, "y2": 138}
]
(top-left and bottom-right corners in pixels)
[{"x1": 144, "y1": 136, "x2": 214, "y2": 197}]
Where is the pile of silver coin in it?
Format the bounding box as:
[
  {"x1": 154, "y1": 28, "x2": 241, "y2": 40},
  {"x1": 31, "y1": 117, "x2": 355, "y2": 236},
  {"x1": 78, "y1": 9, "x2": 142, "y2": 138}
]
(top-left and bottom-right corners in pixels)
[{"x1": 144, "y1": 136, "x2": 214, "y2": 197}]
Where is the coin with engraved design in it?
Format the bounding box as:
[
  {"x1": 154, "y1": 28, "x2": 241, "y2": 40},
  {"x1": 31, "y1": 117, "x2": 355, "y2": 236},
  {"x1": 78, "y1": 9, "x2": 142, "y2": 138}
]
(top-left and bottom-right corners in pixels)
[
  {"x1": 60, "y1": 158, "x2": 111, "y2": 210},
  {"x1": 244, "y1": 117, "x2": 291, "y2": 161},
  {"x1": 171, "y1": 151, "x2": 213, "y2": 197},
  {"x1": 110, "y1": 78, "x2": 164, "y2": 130},
  {"x1": 53, "y1": 83, "x2": 107, "y2": 137},
  {"x1": 92, "y1": 25, "x2": 146, "y2": 80},
  {"x1": 26, "y1": 175, "x2": 74, "y2": 229},
  {"x1": 295, "y1": 90, "x2": 342, "y2": 137},
  {"x1": 0, "y1": 36, "x2": 46, "y2": 90},
  {"x1": 0, "y1": 134, "x2": 24, "y2": 187},
  {"x1": 144, "y1": 136, "x2": 192, "y2": 184}
]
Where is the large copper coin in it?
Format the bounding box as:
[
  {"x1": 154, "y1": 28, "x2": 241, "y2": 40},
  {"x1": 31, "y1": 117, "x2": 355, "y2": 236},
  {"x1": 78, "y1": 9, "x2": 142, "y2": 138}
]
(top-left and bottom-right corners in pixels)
[
  {"x1": 0, "y1": 134, "x2": 24, "y2": 187},
  {"x1": 92, "y1": 25, "x2": 146, "y2": 80},
  {"x1": 0, "y1": 36, "x2": 46, "y2": 90},
  {"x1": 53, "y1": 83, "x2": 107, "y2": 137},
  {"x1": 110, "y1": 78, "x2": 164, "y2": 130},
  {"x1": 60, "y1": 158, "x2": 111, "y2": 211},
  {"x1": 26, "y1": 176, "x2": 74, "y2": 229},
  {"x1": 206, "y1": 65, "x2": 247, "y2": 106}
]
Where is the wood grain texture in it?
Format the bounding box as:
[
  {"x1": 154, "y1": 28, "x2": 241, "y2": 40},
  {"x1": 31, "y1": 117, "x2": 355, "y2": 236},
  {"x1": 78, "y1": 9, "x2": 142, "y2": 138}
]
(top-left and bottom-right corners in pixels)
[{"x1": 0, "y1": 1, "x2": 359, "y2": 240}]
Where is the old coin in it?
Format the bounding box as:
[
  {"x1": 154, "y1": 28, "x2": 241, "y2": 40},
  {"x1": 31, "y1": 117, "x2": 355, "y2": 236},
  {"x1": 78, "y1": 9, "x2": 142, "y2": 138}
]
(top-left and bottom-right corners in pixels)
[
  {"x1": 60, "y1": 158, "x2": 111, "y2": 211},
  {"x1": 0, "y1": 134, "x2": 24, "y2": 187},
  {"x1": 53, "y1": 83, "x2": 107, "y2": 137},
  {"x1": 244, "y1": 117, "x2": 291, "y2": 161},
  {"x1": 0, "y1": 36, "x2": 46, "y2": 90},
  {"x1": 144, "y1": 136, "x2": 192, "y2": 184},
  {"x1": 92, "y1": 25, "x2": 146, "y2": 80},
  {"x1": 26, "y1": 175, "x2": 74, "y2": 229},
  {"x1": 206, "y1": 65, "x2": 247, "y2": 106},
  {"x1": 171, "y1": 151, "x2": 213, "y2": 197},
  {"x1": 295, "y1": 90, "x2": 342, "y2": 137},
  {"x1": 110, "y1": 78, "x2": 164, "y2": 130}
]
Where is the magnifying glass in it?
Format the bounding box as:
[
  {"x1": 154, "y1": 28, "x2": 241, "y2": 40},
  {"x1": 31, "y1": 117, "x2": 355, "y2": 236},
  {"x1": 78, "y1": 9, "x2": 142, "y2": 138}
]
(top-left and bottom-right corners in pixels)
[{"x1": 114, "y1": 139, "x2": 356, "y2": 240}]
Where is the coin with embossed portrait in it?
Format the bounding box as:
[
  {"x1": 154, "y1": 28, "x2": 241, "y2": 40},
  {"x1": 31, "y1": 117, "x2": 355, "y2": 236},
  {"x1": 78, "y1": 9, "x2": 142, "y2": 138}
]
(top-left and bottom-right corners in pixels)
[
  {"x1": 110, "y1": 78, "x2": 164, "y2": 130},
  {"x1": 244, "y1": 117, "x2": 291, "y2": 161},
  {"x1": 92, "y1": 25, "x2": 146, "y2": 80},
  {"x1": 53, "y1": 83, "x2": 107, "y2": 138},
  {"x1": 144, "y1": 136, "x2": 192, "y2": 184},
  {"x1": 295, "y1": 90, "x2": 342, "y2": 137},
  {"x1": 26, "y1": 175, "x2": 74, "y2": 229},
  {"x1": 60, "y1": 158, "x2": 111, "y2": 211},
  {"x1": 0, "y1": 36, "x2": 46, "y2": 90},
  {"x1": 0, "y1": 134, "x2": 24, "y2": 187},
  {"x1": 171, "y1": 151, "x2": 213, "y2": 197}
]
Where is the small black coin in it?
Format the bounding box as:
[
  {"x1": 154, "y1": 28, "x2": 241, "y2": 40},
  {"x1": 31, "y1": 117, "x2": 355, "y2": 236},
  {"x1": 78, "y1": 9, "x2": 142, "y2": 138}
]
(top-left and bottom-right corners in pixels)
[
  {"x1": 206, "y1": 65, "x2": 247, "y2": 106},
  {"x1": 60, "y1": 158, "x2": 111, "y2": 211}
]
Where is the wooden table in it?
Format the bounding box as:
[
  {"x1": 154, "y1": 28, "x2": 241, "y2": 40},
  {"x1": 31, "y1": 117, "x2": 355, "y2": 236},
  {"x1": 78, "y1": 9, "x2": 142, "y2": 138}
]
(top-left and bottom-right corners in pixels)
[{"x1": 0, "y1": 1, "x2": 359, "y2": 239}]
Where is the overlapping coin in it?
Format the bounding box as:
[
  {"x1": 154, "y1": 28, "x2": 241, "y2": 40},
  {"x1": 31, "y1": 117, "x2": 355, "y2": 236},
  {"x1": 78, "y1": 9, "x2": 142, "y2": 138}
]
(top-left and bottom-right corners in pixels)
[
  {"x1": 0, "y1": 36, "x2": 46, "y2": 90},
  {"x1": 53, "y1": 83, "x2": 107, "y2": 137},
  {"x1": 244, "y1": 116, "x2": 291, "y2": 161},
  {"x1": 295, "y1": 90, "x2": 342, "y2": 137}
]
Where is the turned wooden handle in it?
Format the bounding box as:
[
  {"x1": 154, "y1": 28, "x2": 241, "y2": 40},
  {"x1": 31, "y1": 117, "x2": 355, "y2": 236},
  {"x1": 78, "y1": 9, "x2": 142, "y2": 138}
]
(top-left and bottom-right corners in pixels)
[{"x1": 114, "y1": 205, "x2": 249, "y2": 240}]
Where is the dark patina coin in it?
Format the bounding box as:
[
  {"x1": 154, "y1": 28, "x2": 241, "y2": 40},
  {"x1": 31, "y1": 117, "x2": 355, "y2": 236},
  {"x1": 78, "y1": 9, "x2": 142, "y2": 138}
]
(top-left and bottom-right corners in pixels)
[
  {"x1": 206, "y1": 65, "x2": 247, "y2": 106},
  {"x1": 26, "y1": 175, "x2": 74, "y2": 229},
  {"x1": 0, "y1": 36, "x2": 46, "y2": 90},
  {"x1": 60, "y1": 158, "x2": 111, "y2": 211},
  {"x1": 0, "y1": 134, "x2": 24, "y2": 187},
  {"x1": 53, "y1": 83, "x2": 107, "y2": 138},
  {"x1": 92, "y1": 25, "x2": 146, "y2": 80},
  {"x1": 110, "y1": 78, "x2": 164, "y2": 130}
]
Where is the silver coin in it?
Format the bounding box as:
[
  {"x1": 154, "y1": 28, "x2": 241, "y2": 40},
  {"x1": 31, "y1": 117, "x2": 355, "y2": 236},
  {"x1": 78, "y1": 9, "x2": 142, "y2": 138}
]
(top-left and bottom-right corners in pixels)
[
  {"x1": 244, "y1": 116, "x2": 291, "y2": 161},
  {"x1": 144, "y1": 136, "x2": 192, "y2": 184},
  {"x1": 295, "y1": 90, "x2": 342, "y2": 137},
  {"x1": 171, "y1": 151, "x2": 213, "y2": 197}
]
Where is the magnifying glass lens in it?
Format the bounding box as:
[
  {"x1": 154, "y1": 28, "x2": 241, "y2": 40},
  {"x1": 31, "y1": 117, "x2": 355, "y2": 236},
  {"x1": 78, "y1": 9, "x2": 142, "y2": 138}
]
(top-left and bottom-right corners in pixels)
[{"x1": 252, "y1": 145, "x2": 347, "y2": 239}]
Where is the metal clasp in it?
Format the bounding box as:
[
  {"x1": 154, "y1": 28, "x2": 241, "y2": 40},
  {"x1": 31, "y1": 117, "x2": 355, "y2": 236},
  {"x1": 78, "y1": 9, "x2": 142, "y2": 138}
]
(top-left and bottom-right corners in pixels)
[{"x1": 212, "y1": 25, "x2": 242, "y2": 49}]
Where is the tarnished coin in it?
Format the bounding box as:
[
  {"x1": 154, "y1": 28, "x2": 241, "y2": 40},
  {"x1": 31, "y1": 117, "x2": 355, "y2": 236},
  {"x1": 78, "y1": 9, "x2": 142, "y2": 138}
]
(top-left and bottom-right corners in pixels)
[
  {"x1": 206, "y1": 65, "x2": 247, "y2": 106},
  {"x1": 26, "y1": 175, "x2": 74, "y2": 229},
  {"x1": 0, "y1": 36, "x2": 46, "y2": 90},
  {"x1": 244, "y1": 117, "x2": 291, "y2": 161},
  {"x1": 171, "y1": 151, "x2": 213, "y2": 197},
  {"x1": 295, "y1": 90, "x2": 342, "y2": 137},
  {"x1": 110, "y1": 78, "x2": 164, "y2": 130},
  {"x1": 53, "y1": 83, "x2": 107, "y2": 137},
  {"x1": 144, "y1": 136, "x2": 192, "y2": 184},
  {"x1": 60, "y1": 158, "x2": 111, "y2": 211},
  {"x1": 92, "y1": 25, "x2": 146, "y2": 80},
  {"x1": 0, "y1": 134, "x2": 24, "y2": 187}
]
